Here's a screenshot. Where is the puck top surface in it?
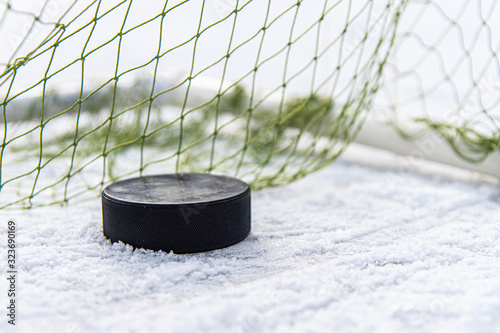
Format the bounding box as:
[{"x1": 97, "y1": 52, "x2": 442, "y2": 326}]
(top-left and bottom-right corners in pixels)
[{"x1": 102, "y1": 173, "x2": 249, "y2": 206}]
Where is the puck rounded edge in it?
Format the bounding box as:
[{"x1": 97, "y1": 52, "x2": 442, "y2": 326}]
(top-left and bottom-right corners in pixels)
[{"x1": 101, "y1": 173, "x2": 251, "y2": 254}]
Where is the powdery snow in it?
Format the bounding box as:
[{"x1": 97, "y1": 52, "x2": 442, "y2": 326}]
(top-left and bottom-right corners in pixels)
[{"x1": 1, "y1": 157, "x2": 500, "y2": 333}]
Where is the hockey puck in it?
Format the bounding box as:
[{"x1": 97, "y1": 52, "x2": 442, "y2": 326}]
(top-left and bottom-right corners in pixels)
[{"x1": 101, "y1": 173, "x2": 251, "y2": 253}]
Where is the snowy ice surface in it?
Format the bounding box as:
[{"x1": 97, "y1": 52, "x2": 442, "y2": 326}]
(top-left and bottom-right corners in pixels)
[{"x1": 1, "y1": 150, "x2": 500, "y2": 333}]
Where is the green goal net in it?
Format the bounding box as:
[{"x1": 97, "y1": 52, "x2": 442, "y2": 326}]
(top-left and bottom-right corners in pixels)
[
  {"x1": 376, "y1": 0, "x2": 500, "y2": 163},
  {"x1": 0, "y1": 0, "x2": 498, "y2": 209}
]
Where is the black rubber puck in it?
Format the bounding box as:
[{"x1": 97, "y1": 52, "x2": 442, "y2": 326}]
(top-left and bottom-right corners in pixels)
[{"x1": 101, "y1": 173, "x2": 251, "y2": 254}]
